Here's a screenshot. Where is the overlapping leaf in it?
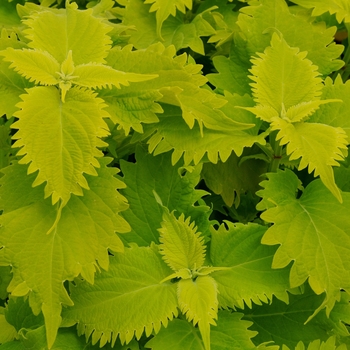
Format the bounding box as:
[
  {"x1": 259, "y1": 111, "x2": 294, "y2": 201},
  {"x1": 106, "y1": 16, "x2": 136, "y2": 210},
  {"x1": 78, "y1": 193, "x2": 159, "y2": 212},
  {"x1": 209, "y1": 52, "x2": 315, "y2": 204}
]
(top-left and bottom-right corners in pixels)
[
  {"x1": 120, "y1": 146, "x2": 210, "y2": 246},
  {"x1": 11, "y1": 86, "x2": 109, "y2": 205},
  {"x1": 146, "y1": 311, "x2": 258, "y2": 350},
  {"x1": 244, "y1": 287, "x2": 350, "y2": 349},
  {"x1": 271, "y1": 118, "x2": 347, "y2": 202},
  {"x1": 143, "y1": 0, "x2": 192, "y2": 38},
  {"x1": 0, "y1": 30, "x2": 32, "y2": 117},
  {"x1": 257, "y1": 169, "x2": 350, "y2": 315},
  {"x1": 0, "y1": 159, "x2": 130, "y2": 347},
  {"x1": 146, "y1": 101, "x2": 266, "y2": 166},
  {"x1": 237, "y1": 0, "x2": 344, "y2": 76},
  {"x1": 210, "y1": 222, "x2": 291, "y2": 309},
  {"x1": 290, "y1": 0, "x2": 350, "y2": 23},
  {"x1": 62, "y1": 245, "x2": 178, "y2": 347}
]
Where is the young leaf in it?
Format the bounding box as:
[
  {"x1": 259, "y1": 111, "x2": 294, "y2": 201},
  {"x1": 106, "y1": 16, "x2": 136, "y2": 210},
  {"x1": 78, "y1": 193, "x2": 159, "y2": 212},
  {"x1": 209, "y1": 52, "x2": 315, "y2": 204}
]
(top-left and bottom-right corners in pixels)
[
  {"x1": 1, "y1": 48, "x2": 60, "y2": 86},
  {"x1": 0, "y1": 159, "x2": 130, "y2": 348},
  {"x1": 62, "y1": 245, "x2": 178, "y2": 347},
  {"x1": 12, "y1": 86, "x2": 110, "y2": 205},
  {"x1": 237, "y1": 0, "x2": 344, "y2": 76},
  {"x1": 257, "y1": 169, "x2": 350, "y2": 316},
  {"x1": 177, "y1": 275, "x2": 218, "y2": 350},
  {"x1": 290, "y1": 0, "x2": 350, "y2": 23},
  {"x1": 23, "y1": 2, "x2": 112, "y2": 65},
  {"x1": 271, "y1": 118, "x2": 348, "y2": 202},
  {"x1": 159, "y1": 208, "x2": 206, "y2": 271},
  {"x1": 245, "y1": 33, "x2": 331, "y2": 123},
  {"x1": 210, "y1": 222, "x2": 291, "y2": 309}
]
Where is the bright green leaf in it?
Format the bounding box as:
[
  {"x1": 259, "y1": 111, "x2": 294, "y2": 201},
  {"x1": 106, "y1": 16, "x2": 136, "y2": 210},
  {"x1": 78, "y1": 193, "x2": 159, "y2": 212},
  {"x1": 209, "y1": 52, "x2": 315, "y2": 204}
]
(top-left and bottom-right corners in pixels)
[
  {"x1": 210, "y1": 222, "x2": 291, "y2": 309},
  {"x1": 159, "y1": 208, "x2": 206, "y2": 271},
  {"x1": 177, "y1": 275, "x2": 218, "y2": 350},
  {"x1": 12, "y1": 86, "x2": 110, "y2": 205},
  {"x1": 62, "y1": 245, "x2": 178, "y2": 347},
  {"x1": 257, "y1": 169, "x2": 350, "y2": 315},
  {"x1": 271, "y1": 118, "x2": 348, "y2": 202},
  {"x1": 1, "y1": 48, "x2": 60, "y2": 86},
  {"x1": 23, "y1": 2, "x2": 112, "y2": 65},
  {"x1": 290, "y1": 0, "x2": 350, "y2": 23},
  {"x1": 0, "y1": 159, "x2": 130, "y2": 347},
  {"x1": 237, "y1": 0, "x2": 344, "y2": 76}
]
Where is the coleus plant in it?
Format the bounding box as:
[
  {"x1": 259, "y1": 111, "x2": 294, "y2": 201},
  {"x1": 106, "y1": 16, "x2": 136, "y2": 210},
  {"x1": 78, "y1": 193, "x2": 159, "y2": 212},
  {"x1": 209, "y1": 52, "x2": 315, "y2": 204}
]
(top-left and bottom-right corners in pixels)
[{"x1": 0, "y1": 0, "x2": 350, "y2": 349}]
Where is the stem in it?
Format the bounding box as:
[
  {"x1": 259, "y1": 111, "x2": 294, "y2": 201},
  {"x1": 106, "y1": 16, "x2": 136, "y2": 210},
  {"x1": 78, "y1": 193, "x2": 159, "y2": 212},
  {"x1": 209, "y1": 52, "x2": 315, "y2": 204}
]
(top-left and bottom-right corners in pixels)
[{"x1": 268, "y1": 130, "x2": 283, "y2": 173}]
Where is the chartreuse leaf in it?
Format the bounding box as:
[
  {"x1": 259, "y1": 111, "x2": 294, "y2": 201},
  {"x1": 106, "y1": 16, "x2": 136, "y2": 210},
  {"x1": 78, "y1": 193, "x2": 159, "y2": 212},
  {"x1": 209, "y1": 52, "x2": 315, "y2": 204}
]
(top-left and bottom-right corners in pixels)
[
  {"x1": 120, "y1": 146, "x2": 210, "y2": 246},
  {"x1": 0, "y1": 159, "x2": 130, "y2": 348},
  {"x1": 290, "y1": 0, "x2": 350, "y2": 23},
  {"x1": 309, "y1": 76, "x2": 350, "y2": 138},
  {"x1": 210, "y1": 222, "x2": 291, "y2": 309},
  {"x1": 0, "y1": 30, "x2": 32, "y2": 118},
  {"x1": 1, "y1": 48, "x2": 60, "y2": 86},
  {"x1": 244, "y1": 33, "x2": 338, "y2": 123},
  {"x1": 146, "y1": 311, "x2": 258, "y2": 350},
  {"x1": 237, "y1": 0, "x2": 344, "y2": 76},
  {"x1": 177, "y1": 276, "x2": 218, "y2": 350},
  {"x1": 244, "y1": 286, "x2": 350, "y2": 349},
  {"x1": 23, "y1": 2, "x2": 112, "y2": 65},
  {"x1": 158, "y1": 208, "x2": 205, "y2": 271},
  {"x1": 62, "y1": 245, "x2": 178, "y2": 347},
  {"x1": 257, "y1": 169, "x2": 350, "y2": 316},
  {"x1": 143, "y1": 0, "x2": 192, "y2": 38},
  {"x1": 0, "y1": 308, "x2": 17, "y2": 344},
  {"x1": 289, "y1": 337, "x2": 348, "y2": 350},
  {"x1": 271, "y1": 118, "x2": 348, "y2": 202},
  {"x1": 12, "y1": 86, "x2": 109, "y2": 205}
]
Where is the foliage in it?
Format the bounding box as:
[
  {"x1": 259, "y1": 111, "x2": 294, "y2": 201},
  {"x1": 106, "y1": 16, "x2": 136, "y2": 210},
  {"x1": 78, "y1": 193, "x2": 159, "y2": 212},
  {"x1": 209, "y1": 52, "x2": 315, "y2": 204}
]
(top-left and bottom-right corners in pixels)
[{"x1": 0, "y1": 0, "x2": 350, "y2": 349}]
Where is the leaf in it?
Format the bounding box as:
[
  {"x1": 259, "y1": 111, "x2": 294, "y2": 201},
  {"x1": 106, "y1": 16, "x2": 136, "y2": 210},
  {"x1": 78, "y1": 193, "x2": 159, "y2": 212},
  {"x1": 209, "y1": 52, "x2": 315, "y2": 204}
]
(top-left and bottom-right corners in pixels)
[
  {"x1": 0, "y1": 267, "x2": 12, "y2": 300},
  {"x1": 210, "y1": 222, "x2": 291, "y2": 309},
  {"x1": 271, "y1": 118, "x2": 348, "y2": 202},
  {"x1": 237, "y1": 0, "x2": 344, "y2": 76},
  {"x1": 1, "y1": 48, "x2": 60, "y2": 86},
  {"x1": 74, "y1": 63, "x2": 158, "y2": 89},
  {"x1": 0, "y1": 159, "x2": 130, "y2": 348},
  {"x1": 0, "y1": 30, "x2": 33, "y2": 117},
  {"x1": 243, "y1": 287, "x2": 350, "y2": 349},
  {"x1": 309, "y1": 76, "x2": 350, "y2": 139},
  {"x1": 62, "y1": 245, "x2": 178, "y2": 347},
  {"x1": 23, "y1": 2, "x2": 113, "y2": 65},
  {"x1": 12, "y1": 86, "x2": 110, "y2": 205},
  {"x1": 146, "y1": 311, "x2": 258, "y2": 350},
  {"x1": 143, "y1": 0, "x2": 192, "y2": 38},
  {"x1": 177, "y1": 275, "x2": 218, "y2": 350},
  {"x1": 0, "y1": 310, "x2": 17, "y2": 344},
  {"x1": 201, "y1": 149, "x2": 268, "y2": 208},
  {"x1": 290, "y1": 0, "x2": 350, "y2": 23},
  {"x1": 159, "y1": 208, "x2": 206, "y2": 271},
  {"x1": 146, "y1": 103, "x2": 266, "y2": 166},
  {"x1": 257, "y1": 169, "x2": 350, "y2": 315},
  {"x1": 120, "y1": 146, "x2": 210, "y2": 246},
  {"x1": 245, "y1": 33, "x2": 334, "y2": 123}
]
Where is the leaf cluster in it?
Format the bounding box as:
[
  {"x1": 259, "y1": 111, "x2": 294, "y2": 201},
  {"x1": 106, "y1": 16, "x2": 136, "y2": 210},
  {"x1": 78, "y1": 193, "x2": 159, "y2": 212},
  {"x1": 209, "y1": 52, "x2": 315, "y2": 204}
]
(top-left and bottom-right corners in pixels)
[{"x1": 1, "y1": 0, "x2": 350, "y2": 349}]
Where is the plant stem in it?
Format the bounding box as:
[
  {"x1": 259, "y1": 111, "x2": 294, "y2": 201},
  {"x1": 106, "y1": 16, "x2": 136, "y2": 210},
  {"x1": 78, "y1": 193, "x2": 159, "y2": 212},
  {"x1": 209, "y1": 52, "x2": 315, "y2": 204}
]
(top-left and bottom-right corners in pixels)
[{"x1": 268, "y1": 130, "x2": 283, "y2": 173}]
